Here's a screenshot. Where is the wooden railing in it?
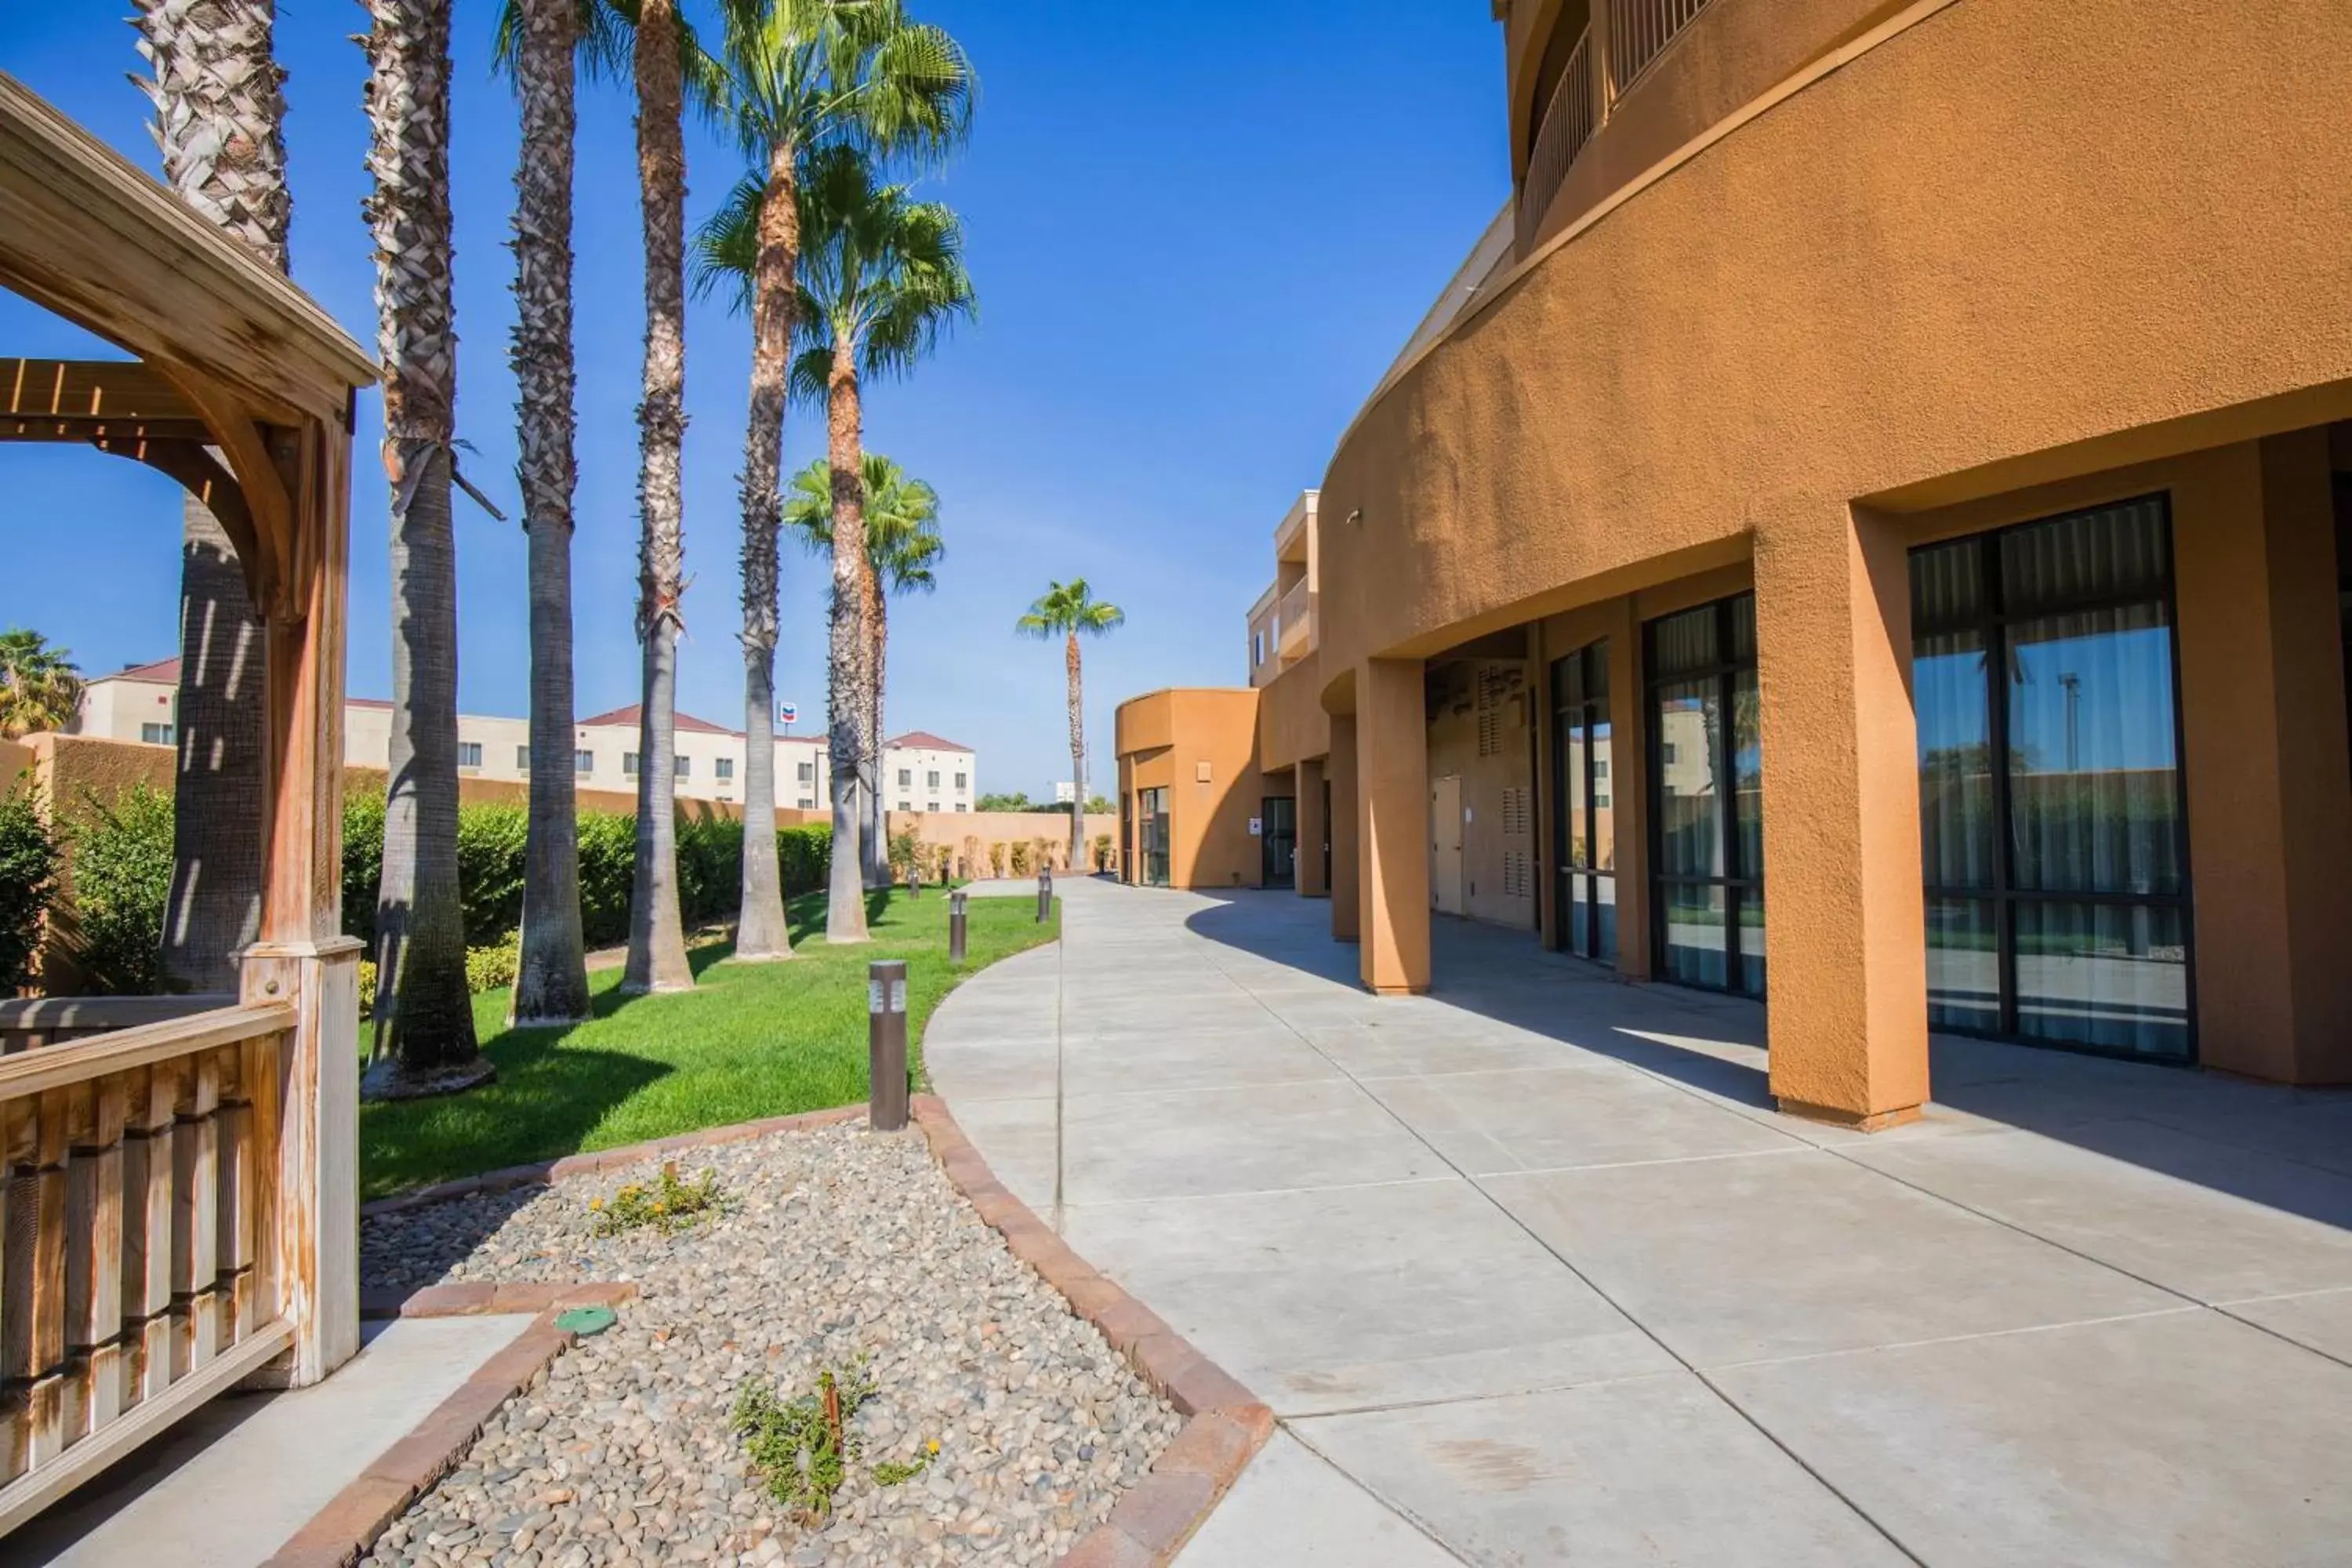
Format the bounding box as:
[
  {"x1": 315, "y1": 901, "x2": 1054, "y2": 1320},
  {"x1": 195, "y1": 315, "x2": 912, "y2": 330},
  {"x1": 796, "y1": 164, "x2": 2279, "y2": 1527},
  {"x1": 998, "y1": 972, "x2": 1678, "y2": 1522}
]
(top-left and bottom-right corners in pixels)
[
  {"x1": 1519, "y1": 26, "x2": 1596, "y2": 252},
  {"x1": 0, "y1": 995, "x2": 237, "y2": 1055},
  {"x1": 0, "y1": 1001, "x2": 298, "y2": 1535},
  {"x1": 1610, "y1": 0, "x2": 1715, "y2": 93}
]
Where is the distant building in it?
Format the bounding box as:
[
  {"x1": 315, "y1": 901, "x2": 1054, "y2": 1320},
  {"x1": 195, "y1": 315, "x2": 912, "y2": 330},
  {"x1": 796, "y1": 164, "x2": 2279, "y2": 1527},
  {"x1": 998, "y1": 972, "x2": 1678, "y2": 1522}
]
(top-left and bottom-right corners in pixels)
[{"x1": 70, "y1": 661, "x2": 977, "y2": 810}]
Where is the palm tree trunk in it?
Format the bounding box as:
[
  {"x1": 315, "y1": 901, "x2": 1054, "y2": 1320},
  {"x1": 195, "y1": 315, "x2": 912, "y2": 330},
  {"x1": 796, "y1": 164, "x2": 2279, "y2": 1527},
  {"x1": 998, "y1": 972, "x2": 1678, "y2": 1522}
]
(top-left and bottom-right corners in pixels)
[
  {"x1": 734, "y1": 135, "x2": 798, "y2": 961},
  {"x1": 868, "y1": 591, "x2": 887, "y2": 884},
  {"x1": 1066, "y1": 632, "x2": 1084, "y2": 865},
  {"x1": 163, "y1": 495, "x2": 267, "y2": 989},
  {"x1": 624, "y1": 0, "x2": 692, "y2": 993},
  {"x1": 363, "y1": 0, "x2": 482, "y2": 1088},
  {"x1": 134, "y1": 0, "x2": 287, "y2": 993},
  {"x1": 823, "y1": 331, "x2": 870, "y2": 942},
  {"x1": 509, "y1": 0, "x2": 590, "y2": 1025}
]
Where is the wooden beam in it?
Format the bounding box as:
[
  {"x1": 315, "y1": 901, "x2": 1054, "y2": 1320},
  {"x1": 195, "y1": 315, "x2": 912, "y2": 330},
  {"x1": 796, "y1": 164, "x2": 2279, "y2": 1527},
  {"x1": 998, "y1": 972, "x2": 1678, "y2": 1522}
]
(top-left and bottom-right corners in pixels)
[
  {"x1": 0, "y1": 74, "x2": 372, "y2": 429},
  {"x1": 0, "y1": 358, "x2": 209, "y2": 442}
]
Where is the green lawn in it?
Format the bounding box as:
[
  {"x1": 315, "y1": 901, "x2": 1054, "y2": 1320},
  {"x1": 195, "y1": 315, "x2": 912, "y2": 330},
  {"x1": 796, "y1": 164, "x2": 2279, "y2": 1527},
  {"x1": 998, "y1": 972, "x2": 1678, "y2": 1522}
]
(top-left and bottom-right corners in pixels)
[{"x1": 358, "y1": 889, "x2": 1058, "y2": 1199}]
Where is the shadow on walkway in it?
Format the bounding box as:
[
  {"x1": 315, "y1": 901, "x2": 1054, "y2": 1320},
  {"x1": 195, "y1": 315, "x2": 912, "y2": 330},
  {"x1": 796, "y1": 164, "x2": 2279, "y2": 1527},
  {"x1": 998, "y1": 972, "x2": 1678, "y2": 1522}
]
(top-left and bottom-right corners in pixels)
[{"x1": 1178, "y1": 889, "x2": 2352, "y2": 1237}]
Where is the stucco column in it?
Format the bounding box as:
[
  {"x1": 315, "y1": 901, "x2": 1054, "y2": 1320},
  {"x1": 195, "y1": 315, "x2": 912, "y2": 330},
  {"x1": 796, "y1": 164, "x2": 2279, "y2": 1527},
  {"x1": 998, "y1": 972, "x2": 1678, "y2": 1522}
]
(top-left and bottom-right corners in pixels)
[
  {"x1": 1359, "y1": 658, "x2": 1432, "y2": 995},
  {"x1": 2174, "y1": 434, "x2": 2352, "y2": 1083},
  {"x1": 1329, "y1": 717, "x2": 1360, "y2": 941},
  {"x1": 1295, "y1": 758, "x2": 1328, "y2": 898},
  {"x1": 1755, "y1": 507, "x2": 1929, "y2": 1129}
]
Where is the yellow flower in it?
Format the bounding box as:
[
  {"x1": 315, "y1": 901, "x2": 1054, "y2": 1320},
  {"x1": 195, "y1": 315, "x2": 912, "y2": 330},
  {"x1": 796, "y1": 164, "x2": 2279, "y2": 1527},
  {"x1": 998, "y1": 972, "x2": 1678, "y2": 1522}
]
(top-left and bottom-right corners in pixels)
[
  {"x1": 927, "y1": 1439, "x2": 940, "y2": 1454},
  {"x1": 590, "y1": 1199, "x2": 604, "y2": 1210}
]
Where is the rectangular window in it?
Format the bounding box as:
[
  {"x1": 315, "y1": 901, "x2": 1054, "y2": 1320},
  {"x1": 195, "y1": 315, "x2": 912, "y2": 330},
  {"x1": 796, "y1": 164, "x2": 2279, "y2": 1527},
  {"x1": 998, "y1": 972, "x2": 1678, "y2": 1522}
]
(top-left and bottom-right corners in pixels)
[
  {"x1": 716, "y1": 757, "x2": 735, "y2": 781},
  {"x1": 575, "y1": 750, "x2": 593, "y2": 775},
  {"x1": 457, "y1": 741, "x2": 482, "y2": 769},
  {"x1": 1912, "y1": 495, "x2": 2191, "y2": 1061},
  {"x1": 517, "y1": 745, "x2": 531, "y2": 772},
  {"x1": 140, "y1": 722, "x2": 175, "y2": 746},
  {"x1": 797, "y1": 762, "x2": 815, "y2": 783},
  {"x1": 927, "y1": 770, "x2": 940, "y2": 789},
  {"x1": 897, "y1": 768, "x2": 912, "y2": 787},
  {"x1": 954, "y1": 771, "x2": 967, "y2": 790},
  {"x1": 676, "y1": 755, "x2": 691, "y2": 779},
  {"x1": 797, "y1": 797, "x2": 815, "y2": 808},
  {"x1": 1551, "y1": 641, "x2": 1617, "y2": 964},
  {"x1": 1646, "y1": 597, "x2": 1763, "y2": 997},
  {"x1": 622, "y1": 752, "x2": 639, "y2": 779},
  {"x1": 956, "y1": 802, "x2": 968, "y2": 812},
  {"x1": 897, "y1": 800, "x2": 911, "y2": 812},
  {"x1": 927, "y1": 800, "x2": 940, "y2": 813}
]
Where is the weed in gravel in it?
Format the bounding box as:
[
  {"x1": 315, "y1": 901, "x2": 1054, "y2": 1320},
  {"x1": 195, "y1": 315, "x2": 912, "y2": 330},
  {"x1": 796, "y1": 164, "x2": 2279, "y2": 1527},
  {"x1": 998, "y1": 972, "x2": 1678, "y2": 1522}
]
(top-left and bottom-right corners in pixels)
[
  {"x1": 590, "y1": 1161, "x2": 728, "y2": 1236},
  {"x1": 735, "y1": 1362, "x2": 942, "y2": 1519}
]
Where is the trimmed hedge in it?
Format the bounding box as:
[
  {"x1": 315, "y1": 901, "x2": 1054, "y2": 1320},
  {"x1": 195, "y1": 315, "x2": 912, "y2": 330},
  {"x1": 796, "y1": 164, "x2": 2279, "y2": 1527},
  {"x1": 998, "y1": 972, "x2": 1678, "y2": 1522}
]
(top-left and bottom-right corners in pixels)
[
  {"x1": 338, "y1": 796, "x2": 829, "y2": 951},
  {"x1": 0, "y1": 782, "x2": 60, "y2": 993}
]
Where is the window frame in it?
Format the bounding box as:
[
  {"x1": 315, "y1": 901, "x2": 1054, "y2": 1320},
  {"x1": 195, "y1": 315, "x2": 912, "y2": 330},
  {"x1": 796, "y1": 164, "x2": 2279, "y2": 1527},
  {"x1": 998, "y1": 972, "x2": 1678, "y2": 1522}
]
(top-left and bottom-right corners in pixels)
[{"x1": 1911, "y1": 492, "x2": 2198, "y2": 1063}]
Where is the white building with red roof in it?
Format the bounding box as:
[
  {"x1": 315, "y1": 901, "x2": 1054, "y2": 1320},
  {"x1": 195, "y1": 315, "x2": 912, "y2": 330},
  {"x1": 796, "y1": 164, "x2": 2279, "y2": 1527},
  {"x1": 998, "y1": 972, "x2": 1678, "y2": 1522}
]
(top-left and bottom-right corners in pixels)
[{"x1": 71, "y1": 660, "x2": 976, "y2": 811}]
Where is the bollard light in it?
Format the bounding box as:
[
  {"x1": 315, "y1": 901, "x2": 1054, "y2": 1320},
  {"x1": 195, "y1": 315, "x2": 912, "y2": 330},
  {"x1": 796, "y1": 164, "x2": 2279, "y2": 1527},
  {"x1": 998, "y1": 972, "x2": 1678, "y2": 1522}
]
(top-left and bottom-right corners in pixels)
[
  {"x1": 949, "y1": 890, "x2": 967, "y2": 966},
  {"x1": 1036, "y1": 864, "x2": 1053, "y2": 924},
  {"x1": 908, "y1": 864, "x2": 923, "y2": 901},
  {"x1": 868, "y1": 959, "x2": 909, "y2": 1132}
]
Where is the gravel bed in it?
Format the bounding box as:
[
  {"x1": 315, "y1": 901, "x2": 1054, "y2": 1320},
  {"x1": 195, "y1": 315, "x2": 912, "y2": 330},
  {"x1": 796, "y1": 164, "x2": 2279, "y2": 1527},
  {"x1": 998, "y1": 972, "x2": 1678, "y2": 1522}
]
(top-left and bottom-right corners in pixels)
[{"x1": 358, "y1": 1125, "x2": 1184, "y2": 1566}]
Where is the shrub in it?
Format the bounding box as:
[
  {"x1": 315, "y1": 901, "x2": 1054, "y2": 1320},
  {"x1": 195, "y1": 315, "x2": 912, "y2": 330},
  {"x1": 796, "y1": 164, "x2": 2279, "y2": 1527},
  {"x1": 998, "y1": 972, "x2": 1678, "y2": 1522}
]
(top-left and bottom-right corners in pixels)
[
  {"x1": 570, "y1": 810, "x2": 633, "y2": 947},
  {"x1": 465, "y1": 939, "x2": 521, "y2": 995},
  {"x1": 0, "y1": 782, "x2": 60, "y2": 993},
  {"x1": 1007, "y1": 841, "x2": 1029, "y2": 876},
  {"x1": 342, "y1": 789, "x2": 386, "y2": 949},
  {"x1": 1091, "y1": 833, "x2": 1113, "y2": 873},
  {"x1": 988, "y1": 842, "x2": 1005, "y2": 877},
  {"x1": 456, "y1": 802, "x2": 528, "y2": 945},
  {"x1": 676, "y1": 815, "x2": 743, "y2": 927},
  {"x1": 67, "y1": 784, "x2": 175, "y2": 995},
  {"x1": 887, "y1": 827, "x2": 919, "y2": 878},
  {"x1": 779, "y1": 823, "x2": 829, "y2": 896}
]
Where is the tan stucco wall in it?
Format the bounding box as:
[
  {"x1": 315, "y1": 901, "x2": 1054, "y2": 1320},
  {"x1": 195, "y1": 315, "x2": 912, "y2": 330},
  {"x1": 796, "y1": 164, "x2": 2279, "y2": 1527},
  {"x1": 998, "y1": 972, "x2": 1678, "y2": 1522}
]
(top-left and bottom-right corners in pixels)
[
  {"x1": 887, "y1": 811, "x2": 1119, "y2": 877},
  {"x1": 1323, "y1": 0, "x2": 2352, "y2": 691},
  {"x1": 1257, "y1": 650, "x2": 1331, "y2": 772},
  {"x1": 1113, "y1": 688, "x2": 1276, "y2": 891}
]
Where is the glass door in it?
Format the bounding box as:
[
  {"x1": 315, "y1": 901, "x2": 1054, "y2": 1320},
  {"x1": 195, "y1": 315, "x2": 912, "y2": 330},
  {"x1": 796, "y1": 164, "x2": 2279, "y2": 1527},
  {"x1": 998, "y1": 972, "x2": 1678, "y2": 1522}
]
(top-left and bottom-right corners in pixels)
[
  {"x1": 1550, "y1": 641, "x2": 1617, "y2": 962},
  {"x1": 1137, "y1": 788, "x2": 1171, "y2": 887},
  {"x1": 1911, "y1": 495, "x2": 2193, "y2": 1061},
  {"x1": 1646, "y1": 595, "x2": 1764, "y2": 996},
  {"x1": 1261, "y1": 797, "x2": 1298, "y2": 887}
]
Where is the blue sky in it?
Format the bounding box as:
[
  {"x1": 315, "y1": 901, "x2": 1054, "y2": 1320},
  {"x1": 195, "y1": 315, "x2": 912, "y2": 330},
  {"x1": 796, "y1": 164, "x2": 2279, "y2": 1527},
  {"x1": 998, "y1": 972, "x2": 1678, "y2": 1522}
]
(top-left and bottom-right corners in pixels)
[{"x1": 1, "y1": 2, "x2": 1505, "y2": 799}]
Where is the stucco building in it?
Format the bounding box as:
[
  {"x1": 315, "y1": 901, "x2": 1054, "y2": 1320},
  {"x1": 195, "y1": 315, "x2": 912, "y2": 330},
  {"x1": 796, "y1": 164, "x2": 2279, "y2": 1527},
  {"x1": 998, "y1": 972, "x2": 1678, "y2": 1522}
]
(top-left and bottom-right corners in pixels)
[
  {"x1": 71, "y1": 662, "x2": 978, "y2": 812},
  {"x1": 1115, "y1": 0, "x2": 2352, "y2": 1130}
]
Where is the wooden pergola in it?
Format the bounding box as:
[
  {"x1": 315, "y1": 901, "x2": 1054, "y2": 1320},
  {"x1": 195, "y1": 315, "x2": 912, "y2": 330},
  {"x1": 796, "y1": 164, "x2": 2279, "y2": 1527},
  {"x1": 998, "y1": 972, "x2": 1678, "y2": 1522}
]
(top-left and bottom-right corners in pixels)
[{"x1": 0, "y1": 72, "x2": 375, "y2": 1533}]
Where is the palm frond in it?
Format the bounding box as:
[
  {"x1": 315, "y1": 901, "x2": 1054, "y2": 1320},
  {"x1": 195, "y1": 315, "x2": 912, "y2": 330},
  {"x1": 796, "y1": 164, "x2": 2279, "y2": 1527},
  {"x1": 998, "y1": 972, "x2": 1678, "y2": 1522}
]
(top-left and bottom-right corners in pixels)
[{"x1": 688, "y1": 172, "x2": 764, "y2": 311}]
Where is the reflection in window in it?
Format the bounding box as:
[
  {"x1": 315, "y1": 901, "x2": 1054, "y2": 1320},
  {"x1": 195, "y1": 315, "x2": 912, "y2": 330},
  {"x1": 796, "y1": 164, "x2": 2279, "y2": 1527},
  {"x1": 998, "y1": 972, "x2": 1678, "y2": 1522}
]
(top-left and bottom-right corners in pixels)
[
  {"x1": 1911, "y1": 497, "x2": 2190, "y2": 1060},
  {"x1": 1646, "y1": 596, "x2": 1762, "y2": 997},
  {"x1": 1552, "y1": 641, "x2": 1616, "y2": 964}
]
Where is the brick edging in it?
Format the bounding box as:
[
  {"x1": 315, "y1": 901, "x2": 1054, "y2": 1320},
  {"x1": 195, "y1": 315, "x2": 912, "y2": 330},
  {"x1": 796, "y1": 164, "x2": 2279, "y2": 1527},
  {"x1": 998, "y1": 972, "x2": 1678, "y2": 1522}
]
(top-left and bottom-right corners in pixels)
[
  {"x1": 262, "y1": 1301, "x2": 603, "y2": 1568},
  {"x1": 360, "y1": 1104, "x2": 869, "y2": 1217},
  {"x1": 910, "y1": 1094, "x2": 1274, "y2": 1567}
]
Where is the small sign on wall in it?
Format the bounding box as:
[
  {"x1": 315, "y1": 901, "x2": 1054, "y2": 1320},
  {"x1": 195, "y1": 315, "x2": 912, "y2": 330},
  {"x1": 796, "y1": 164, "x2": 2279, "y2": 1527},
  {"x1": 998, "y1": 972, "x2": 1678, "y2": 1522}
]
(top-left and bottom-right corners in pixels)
[{"x1": 1247, "y1": 817, "x2": 1262, "y2": 837}]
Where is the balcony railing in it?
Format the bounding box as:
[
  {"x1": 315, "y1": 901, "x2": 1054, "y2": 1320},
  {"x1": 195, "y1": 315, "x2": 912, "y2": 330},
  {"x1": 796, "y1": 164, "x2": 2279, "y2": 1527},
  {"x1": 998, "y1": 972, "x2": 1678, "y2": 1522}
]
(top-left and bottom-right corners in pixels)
[
  {"x1": 1610, "y1": 0, "x2": 1715, "y2": 93},
  {"x1": 1276, "y1": 579, "x2": 1314, "y2": 660},
  {"x1": 1519, "y1": 27, "x2": 1595, "y2": 252}
]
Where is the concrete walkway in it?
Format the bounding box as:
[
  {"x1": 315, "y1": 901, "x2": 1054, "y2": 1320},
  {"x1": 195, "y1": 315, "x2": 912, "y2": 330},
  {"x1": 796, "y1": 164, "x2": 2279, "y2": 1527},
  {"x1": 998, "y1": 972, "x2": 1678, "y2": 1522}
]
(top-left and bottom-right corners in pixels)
[{"x1": 926, "y1": 880, "x2": 2352, "y2": 1566}]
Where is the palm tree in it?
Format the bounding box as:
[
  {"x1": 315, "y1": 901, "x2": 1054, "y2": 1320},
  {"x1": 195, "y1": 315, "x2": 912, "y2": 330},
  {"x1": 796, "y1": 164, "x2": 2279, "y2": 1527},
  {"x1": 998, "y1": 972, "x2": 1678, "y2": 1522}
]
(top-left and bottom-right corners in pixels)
[
  {"x1": 133, "y1": 0, "x2": 287, "y2": 993},
  {"x1": 700, "y1": 146, "x2": 971, "y2": 917},
  {"x1": 703, "y1": 0, "x2": 971, "y2": 953},
  {"x1": 494, "y1": 0, "x2": 593, "y2": 1024},
  {"x1": 1017, "y1": 581, "x2": 1123, "y2": 866},
  {"x1": 0, "y1": 630, "x2": 82, "y2": 740},
  {"x1": 361, "y1": 0, "x2": 487, "y2": 1094},
  {"x1": 782, "y1": 452, "x2": 942, "y2": 869}
]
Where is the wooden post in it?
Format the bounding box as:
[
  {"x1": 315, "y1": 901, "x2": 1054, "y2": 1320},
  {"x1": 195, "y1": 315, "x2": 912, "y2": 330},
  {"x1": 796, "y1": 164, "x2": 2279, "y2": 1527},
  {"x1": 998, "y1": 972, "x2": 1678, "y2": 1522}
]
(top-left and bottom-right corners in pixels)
[{"x1": 238, "y1": 939, "x2": 360, "y2": 1387}]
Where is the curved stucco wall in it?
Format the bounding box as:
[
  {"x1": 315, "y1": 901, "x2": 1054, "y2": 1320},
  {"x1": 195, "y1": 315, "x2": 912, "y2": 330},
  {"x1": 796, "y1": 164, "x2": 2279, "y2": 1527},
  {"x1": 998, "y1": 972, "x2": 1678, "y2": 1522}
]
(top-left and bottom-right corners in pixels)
[{"x1": 1319, "y1": 0, "x2": 2352, "y2": 700}]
